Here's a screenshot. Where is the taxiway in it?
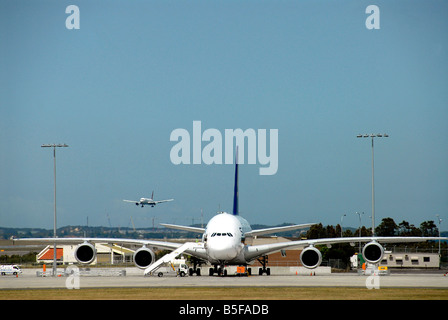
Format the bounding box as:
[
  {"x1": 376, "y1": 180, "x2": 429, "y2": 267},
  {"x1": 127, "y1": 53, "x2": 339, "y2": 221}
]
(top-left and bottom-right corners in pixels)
[{"x1": 1, "y1": 268, "x2": 447, "y2": 290}]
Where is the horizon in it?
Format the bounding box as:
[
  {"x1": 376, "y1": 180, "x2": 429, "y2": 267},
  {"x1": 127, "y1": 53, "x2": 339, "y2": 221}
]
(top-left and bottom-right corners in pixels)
[{"x1": 1, "y1": 218, "x2": 445, "y2": 233}]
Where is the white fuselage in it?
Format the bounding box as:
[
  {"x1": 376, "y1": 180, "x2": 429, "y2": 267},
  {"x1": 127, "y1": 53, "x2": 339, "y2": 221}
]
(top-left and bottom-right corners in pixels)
[
  {"x1": 140, "y1": 198, "x2": 155, "y2": 205},
  {"x1": 203, "y1": 212, "x2": 249, "y2": 264}
]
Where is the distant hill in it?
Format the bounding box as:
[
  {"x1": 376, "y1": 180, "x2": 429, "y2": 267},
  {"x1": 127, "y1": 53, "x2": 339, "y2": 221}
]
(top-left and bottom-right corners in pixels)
[
  {"x1": 1, "y1": 225, "x2": 446, "y2": 240},
  {"x1": 0, "y1": 225, "x2": 193, "y2": 240},
  {"x1": 1, "y1": 223, "x2": 310, "y2": 240}
]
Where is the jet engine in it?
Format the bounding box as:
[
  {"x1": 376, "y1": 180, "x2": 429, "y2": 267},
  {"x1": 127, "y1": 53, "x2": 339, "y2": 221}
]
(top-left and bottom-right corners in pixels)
[
  {"x1": 300, "y1": 246, "x2": 322, "y2": 269},
  {"x1": 75, "y1": 242, "x2": 96, "y2": 264},
  {"x1": 133, "y1": 247, "x2": 155, "y2": 269},
  {"x1": 362, "y1": 241, "x2": 384, "y2": 264}
]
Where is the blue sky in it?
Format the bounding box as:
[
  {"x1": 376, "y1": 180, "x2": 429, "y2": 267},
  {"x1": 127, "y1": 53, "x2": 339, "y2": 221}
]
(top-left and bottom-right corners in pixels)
[{"x1": 1, "y1": 0, "x2": 447, "y2": 230}]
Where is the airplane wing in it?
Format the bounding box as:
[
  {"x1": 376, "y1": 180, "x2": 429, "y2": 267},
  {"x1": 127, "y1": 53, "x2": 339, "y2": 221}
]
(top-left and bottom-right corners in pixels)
[
  {"x1": 13, "y1": 237, "x2": 184, "y2": 251},
  {"x1": 14, "y1": 237, "x2": 209, "y2": 266},
  {"x1": 245, "y1": 223, "x2": 316, "y2": 237},
  {"x1": 245, "y1": 236, "x2": 446, "y2": 261},
  {"x1": 123, "y1": 200, "x2": 139, "y2": 203},
  {"x1": 153, "y1": 199, "x2": 174, "y2": 204},
  {"x1": 160, "y1": 223, "x2": 205, "y2": 233}
]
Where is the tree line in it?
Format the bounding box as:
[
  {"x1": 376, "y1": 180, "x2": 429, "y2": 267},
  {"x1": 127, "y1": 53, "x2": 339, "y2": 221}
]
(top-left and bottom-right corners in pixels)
[{"x1": 306, "y1": 217, "x2": 441, "y2": 239}]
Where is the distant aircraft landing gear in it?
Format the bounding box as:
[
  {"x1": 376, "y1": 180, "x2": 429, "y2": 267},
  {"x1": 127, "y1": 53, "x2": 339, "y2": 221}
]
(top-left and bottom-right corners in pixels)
[{"x1": 257, "y1": 255, "x2": 271, "y2": 275}]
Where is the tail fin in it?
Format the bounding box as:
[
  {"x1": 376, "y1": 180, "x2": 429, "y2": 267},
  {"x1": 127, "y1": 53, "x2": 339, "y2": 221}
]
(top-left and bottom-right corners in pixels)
[
  {"x1": 151, "y1": 191, "x2": 154, "y2": 200},
  {"x1": 232, "y1": 148, "x2": 239, "y2": 215}
]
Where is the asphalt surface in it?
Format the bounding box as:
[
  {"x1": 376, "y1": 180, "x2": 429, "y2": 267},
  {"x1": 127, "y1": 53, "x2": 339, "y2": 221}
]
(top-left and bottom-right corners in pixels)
[{"x1": 1, "y1": 267, "x2": 448, "y2": 290}]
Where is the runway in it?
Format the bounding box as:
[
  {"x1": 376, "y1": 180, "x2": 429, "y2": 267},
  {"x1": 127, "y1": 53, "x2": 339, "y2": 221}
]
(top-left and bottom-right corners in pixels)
[{"x1": 1, "y1": 268, "x2": 448, "y2": 290}]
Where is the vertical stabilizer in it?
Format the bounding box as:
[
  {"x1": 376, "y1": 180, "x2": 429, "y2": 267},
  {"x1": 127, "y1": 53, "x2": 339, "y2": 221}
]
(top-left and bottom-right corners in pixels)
[{"x1": 232, "y1": 148, "x2": 239, "y2": 215}]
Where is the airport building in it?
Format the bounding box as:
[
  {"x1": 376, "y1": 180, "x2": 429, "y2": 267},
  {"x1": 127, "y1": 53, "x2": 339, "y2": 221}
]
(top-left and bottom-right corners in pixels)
[
  {"x1": 351, "y1": 251, "x2": 440, "y2": 269},
  {"x1": 379, "y1": 252, "x2": 440, "y2": 269}
]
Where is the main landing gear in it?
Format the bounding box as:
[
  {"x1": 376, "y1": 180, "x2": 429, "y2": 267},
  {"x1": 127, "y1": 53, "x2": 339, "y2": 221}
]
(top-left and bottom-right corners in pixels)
[
  {"x1": 207, "y1": 256, "x2": 272, "y2": 276},
  {"x1": 189, "y1": 257, "x2": 203, "y2": 276},
  {"x1": 257, "y1": 255, "x2": 271, "y2": 275}
]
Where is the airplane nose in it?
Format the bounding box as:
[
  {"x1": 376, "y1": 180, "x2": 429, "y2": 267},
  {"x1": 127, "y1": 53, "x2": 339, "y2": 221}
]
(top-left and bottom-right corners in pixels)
[{"x1": 208, "y1": 241, "x2": 239, "y2": 261}]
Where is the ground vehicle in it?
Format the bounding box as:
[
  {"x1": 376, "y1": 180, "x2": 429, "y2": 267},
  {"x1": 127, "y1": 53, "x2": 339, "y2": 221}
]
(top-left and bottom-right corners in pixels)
[{"x1": 0, "y1": 265, "x2": 22, "y2": 276}]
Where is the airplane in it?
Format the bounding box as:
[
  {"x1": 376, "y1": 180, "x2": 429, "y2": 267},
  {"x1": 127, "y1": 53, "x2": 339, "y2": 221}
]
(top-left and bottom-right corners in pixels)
[
  {"x1": 15, "y1": 159, "x2": 446, "y2": 277},
  {"x1": 123, "y1": 191, "x2": 174, "y2": 207}
]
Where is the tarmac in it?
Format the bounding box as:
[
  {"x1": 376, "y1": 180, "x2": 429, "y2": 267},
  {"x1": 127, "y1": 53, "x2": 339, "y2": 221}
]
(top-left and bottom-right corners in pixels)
[{"x1": 1, "y1": 267, "x2": 448, "y2": 290}]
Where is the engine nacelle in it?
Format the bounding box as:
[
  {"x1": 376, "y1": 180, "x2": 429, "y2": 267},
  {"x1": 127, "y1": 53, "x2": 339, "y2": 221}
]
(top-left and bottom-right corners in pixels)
[
  {"x1": 75, "y1": 242, "x2": 96, "y2": 264},
  {"x1": 133, "y1": 247, "x2": 155, "y2": 269},
  {"x1": 300, "y1": 246, "x2": 322, "y2": 269},
  {"x1": 362, "y1": 241, "x2": 384, "y2": 264}
]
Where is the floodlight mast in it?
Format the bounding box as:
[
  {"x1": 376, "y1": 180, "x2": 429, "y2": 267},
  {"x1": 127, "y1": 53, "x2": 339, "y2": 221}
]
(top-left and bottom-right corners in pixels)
[
  {"x1": 41, "y1": 143, "x2": 69, "y2": 276},
  {"x1": 436, "y1": 214, "x2": 443, "y2": 256},
  {"x1": 356, "y1": 134, "x2": 388, "y2": 236}
]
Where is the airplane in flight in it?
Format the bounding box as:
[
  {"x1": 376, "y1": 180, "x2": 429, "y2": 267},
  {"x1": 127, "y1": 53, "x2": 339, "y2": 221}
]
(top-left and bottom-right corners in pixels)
[
  {"x1": 15, "y1": 160, "x2": 446, "y2": 276},
  {"x1": 123, "y1": 191, "x2": 174, "y2": 207}
]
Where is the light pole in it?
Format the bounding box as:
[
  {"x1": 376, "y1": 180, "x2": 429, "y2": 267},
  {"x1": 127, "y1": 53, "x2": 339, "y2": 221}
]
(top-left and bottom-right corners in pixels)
[
  {"x1": 41, "y1": 143, "x2": 69, "y2": 276},
  {"x1": 436, "y1": 214, "x2": 443, "y2": 256},
  {"x1": 340, "y1": 214, "x2": 346, "y2": 237},
  {"x1": 357, "y1": 133, "x2": 388, "y2": 236},
  {"x1": 354, "y1": 211, "x2": 364, "y2": 252}
]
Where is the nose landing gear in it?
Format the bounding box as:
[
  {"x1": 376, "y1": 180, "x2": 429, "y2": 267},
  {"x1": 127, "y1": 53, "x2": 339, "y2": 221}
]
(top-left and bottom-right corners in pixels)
[{"x1": 209, "y1": 264, "x2": 228, "y2": 276}]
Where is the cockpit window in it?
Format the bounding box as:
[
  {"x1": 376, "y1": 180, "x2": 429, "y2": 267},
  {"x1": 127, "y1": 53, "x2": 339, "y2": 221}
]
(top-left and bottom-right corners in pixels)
[{"x1": 210, "y1": 232, "x2": 233, "y2": 237}]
